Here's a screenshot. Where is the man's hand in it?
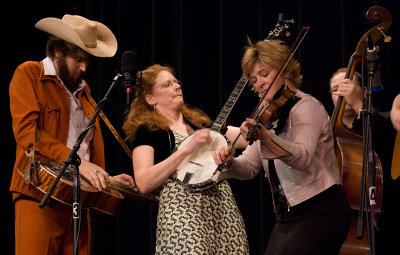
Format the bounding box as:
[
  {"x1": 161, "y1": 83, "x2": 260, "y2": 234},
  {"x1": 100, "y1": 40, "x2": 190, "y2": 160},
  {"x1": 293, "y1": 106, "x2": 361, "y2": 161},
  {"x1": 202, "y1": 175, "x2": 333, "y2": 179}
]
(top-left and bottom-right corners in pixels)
[
  {"x1": 79, "y1": 159, "x2": 110, "y2": 191},
  {"x1": 110, "y1": 174, "x2": 138, "y2": 192}
]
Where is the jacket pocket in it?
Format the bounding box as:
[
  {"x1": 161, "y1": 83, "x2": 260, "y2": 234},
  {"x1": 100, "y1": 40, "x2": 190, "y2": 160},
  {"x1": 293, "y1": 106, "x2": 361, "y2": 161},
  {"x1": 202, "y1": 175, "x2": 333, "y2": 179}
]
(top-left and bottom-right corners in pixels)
[{"x1": 38, "y1": 96, "x2": 61, "y2": 135}]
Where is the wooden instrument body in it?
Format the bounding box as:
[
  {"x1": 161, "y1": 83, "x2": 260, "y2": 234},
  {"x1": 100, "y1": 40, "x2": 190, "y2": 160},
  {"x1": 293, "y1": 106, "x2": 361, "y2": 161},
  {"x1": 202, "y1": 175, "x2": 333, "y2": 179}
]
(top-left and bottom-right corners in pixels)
[
  {"x1": 340, "y1": 211, "x2": 373, "y2": 255},
  {"x1": 17, "y1": 152, "x2": 160, "y2": 215},
  {"x1": 17, "y1": 152, "x2": 123, "y2": 215},
  {"x1": 336, "y1": 137, "x2": 383, "y2": 254},
  {"x1": 335, "y1": 137, "x2": 383, "y2": 211}
]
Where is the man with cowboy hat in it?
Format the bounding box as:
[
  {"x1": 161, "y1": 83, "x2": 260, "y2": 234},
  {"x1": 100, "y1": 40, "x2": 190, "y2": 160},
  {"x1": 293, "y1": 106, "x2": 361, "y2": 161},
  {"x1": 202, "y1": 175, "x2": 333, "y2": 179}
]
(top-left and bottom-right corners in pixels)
[{"x1": 9, "y1": 14, "x2": 134, "y2": 254}]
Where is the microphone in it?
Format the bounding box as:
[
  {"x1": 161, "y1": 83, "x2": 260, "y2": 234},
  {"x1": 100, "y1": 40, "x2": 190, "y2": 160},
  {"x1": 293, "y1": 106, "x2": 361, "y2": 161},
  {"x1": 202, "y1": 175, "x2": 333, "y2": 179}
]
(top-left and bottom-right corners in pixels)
[
  {"x1": 366, "y1": 36, "x2": 383, "y2": 91},
  {"x1": 120, "y1": 51, "x2": 138, "y2": 112}
]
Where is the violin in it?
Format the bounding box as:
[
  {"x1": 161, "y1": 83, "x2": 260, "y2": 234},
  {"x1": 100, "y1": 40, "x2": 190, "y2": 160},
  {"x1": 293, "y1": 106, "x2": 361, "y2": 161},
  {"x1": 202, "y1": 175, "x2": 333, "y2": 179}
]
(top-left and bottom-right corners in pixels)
[
  {"x1": 330, "y1": 6, "x2": 391, "y2": 255},
  {"x1": 246, "y1": 85, "x2": 297, "y2": 143}
]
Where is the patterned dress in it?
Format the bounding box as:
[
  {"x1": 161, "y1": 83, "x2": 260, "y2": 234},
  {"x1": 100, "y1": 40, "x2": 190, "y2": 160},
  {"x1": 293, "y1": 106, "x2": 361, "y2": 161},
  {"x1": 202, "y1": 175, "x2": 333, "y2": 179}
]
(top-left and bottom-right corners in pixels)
[{"x1": 155, "y1": 131, "x2": 249, "y2": 254}]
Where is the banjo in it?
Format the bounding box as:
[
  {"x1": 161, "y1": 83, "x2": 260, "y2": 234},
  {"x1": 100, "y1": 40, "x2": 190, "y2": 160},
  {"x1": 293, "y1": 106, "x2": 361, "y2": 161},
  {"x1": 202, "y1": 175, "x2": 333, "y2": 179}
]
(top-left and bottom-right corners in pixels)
[{"x1": 175, "y1": 14, "x2": 294, "y2": 191}]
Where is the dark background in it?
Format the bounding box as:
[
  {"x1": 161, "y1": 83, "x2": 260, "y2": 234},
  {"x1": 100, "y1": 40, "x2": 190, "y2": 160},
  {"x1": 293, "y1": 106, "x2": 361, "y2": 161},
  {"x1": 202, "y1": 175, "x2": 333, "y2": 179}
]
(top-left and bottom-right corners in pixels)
[{"x1": 3, "y1": 0, "x2": 400, "y2": 254}]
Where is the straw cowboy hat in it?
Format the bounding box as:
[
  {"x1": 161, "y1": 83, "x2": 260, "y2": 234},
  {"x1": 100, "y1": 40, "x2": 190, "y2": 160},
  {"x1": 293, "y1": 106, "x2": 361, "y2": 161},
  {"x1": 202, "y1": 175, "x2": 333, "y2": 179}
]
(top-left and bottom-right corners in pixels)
[{"x1": 35, "y1": 14, "x2": 117, "y2": 58}]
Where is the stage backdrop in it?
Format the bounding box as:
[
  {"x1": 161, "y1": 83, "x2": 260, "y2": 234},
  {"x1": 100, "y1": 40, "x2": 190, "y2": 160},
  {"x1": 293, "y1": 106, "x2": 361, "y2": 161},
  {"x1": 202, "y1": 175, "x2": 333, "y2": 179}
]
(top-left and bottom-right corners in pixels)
[{"x1": 3, "y1": 0, "x2": 399, "y2": 254}]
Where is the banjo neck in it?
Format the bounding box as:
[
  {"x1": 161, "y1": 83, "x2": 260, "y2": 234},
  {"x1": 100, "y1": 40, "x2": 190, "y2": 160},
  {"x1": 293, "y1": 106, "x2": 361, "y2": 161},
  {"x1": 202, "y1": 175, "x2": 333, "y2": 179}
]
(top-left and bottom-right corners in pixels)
[{"x1": 211, "y1": 74, "x2": 248, "y2": 133}]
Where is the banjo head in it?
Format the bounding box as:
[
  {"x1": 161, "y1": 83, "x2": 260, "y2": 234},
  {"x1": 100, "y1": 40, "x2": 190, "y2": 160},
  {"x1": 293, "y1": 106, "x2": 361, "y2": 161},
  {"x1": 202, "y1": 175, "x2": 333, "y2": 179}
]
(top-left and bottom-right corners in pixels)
[{"x1": 175, "y1": 130, "x2": 230, "y2": 188}]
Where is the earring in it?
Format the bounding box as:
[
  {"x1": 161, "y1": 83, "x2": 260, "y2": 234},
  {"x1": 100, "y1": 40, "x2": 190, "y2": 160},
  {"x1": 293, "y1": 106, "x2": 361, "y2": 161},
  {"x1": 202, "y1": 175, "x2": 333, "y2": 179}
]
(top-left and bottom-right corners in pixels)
[{"x1": 153, "y1": 104, "x2": 157, "y2": 115}]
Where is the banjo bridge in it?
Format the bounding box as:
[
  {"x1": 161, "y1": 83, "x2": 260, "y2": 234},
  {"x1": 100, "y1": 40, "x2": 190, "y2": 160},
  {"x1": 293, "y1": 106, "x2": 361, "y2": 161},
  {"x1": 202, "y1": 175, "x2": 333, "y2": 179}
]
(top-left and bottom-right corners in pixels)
[{"x1": 188, "y1": 160, "x2": 204, "y2": 167}]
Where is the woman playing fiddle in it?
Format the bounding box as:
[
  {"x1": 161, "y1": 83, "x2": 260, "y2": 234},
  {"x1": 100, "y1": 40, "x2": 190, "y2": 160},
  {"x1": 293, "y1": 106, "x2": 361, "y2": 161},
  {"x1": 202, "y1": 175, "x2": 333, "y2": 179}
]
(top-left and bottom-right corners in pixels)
[{"x1": 213, "y1": 39, "x2": 351, "y2": 255}]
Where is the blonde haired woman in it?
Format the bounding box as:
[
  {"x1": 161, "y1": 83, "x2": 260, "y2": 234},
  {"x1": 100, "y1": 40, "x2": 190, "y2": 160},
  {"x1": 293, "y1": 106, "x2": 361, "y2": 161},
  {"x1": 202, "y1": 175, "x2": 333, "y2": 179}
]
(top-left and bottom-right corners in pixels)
[{"x1": 213, "y1": 40, "x2": 351, "y2": 255}]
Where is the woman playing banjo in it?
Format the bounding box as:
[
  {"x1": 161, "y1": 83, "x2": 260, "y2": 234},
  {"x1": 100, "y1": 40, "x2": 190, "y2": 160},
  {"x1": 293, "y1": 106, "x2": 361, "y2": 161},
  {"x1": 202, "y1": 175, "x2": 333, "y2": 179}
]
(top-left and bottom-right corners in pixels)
[{"x1": 122, "y1": 64, "x2": 249, "y2": 254}]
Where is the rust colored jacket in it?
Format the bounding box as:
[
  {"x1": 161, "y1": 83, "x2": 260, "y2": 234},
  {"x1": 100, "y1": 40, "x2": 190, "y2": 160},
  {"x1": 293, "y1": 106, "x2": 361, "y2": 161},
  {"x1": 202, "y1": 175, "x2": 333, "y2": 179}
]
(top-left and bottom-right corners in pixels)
[{"x1": 9, "y1": 60, "x2": 105, "y2": 202}]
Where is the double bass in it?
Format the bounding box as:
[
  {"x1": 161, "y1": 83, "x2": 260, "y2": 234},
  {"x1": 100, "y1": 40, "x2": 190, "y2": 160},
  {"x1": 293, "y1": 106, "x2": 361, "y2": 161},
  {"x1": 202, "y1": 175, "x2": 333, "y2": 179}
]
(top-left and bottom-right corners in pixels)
[{"x1": 330, "y1": 6, "x2": 391, "y2": 255}]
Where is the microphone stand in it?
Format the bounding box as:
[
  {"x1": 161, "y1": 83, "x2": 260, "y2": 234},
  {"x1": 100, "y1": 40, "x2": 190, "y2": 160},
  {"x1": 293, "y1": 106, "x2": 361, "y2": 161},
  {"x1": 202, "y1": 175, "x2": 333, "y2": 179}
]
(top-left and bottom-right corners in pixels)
[
  {"x1": 357, "y1": 37, "x2": 378, "y2": 255},
  {"x1": 39, "y1": 73, "x2": 123, "y2": 255}
]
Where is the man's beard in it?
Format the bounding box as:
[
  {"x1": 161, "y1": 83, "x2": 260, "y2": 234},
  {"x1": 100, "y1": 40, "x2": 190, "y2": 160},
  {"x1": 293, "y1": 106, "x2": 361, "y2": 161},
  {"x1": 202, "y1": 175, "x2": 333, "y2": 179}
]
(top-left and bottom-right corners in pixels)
[{"x1": 57, "y1": 56, "x2": 85, "y2": 92}]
